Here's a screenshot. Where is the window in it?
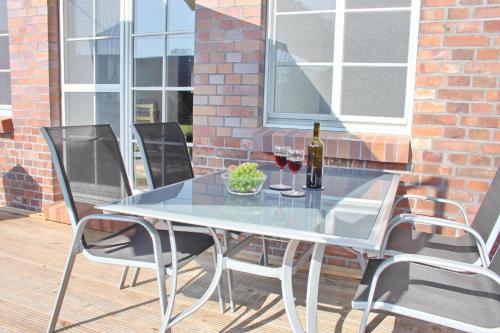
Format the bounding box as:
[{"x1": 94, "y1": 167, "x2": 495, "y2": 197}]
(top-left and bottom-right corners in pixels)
[
  {"x1": 60, "y1": 0, "x2": 195, "y2": 190},
  {"x1": 61, "y1": 0, "x2": 121, "y2": 136},
  {"x1": 132, "y1": 0, "x2": 194, "y2": 188},
  {"x1": 265, "y1": 0, "x2": 419, "y2": 133},
  {"x1": 0, "y1": 0, "x2": 11, "y2": 116}
]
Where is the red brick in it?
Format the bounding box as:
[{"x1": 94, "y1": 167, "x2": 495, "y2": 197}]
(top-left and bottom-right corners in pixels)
[
  {"x1": 443, "y1": 36, "x2": 490, "y2": 47},
  {"x1": 477, "y1": 49, "x2": 499, "y2": 60},
  {"x1": 448, "y1": 76, "x2": 470, "y2": 86},
  {"x1": 438, "y1": 89, "x2": 484, "y2": 101},
  {"x1": 448, "y1": 8, "x2": 469, "y2": 19},
  {"x1": 485, "y1": 20, "x2": 500, "y2": 32},
  {"x1": 474, "y1": 7, "x2": 500, "y2": 18},
  {"x1": 460, "y1": 116, "x2": 500, "y2": 128}
]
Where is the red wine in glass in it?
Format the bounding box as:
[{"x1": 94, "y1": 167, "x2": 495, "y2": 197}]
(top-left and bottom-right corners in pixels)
[
  {"x1": 274, "y1": 154, "x2": 287, "y2": 169},
  {"x1": 270, "y1": 146, "x2": 291, "y2": 190},
  {"x1": 287, "y1": 159, "x2": 302, "y2": 173}
]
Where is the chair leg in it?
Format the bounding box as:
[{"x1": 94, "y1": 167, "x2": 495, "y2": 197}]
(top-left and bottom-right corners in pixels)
[
  {"x1": 213, "y1": 247, "x2": 225, "y2": 313},
  {"x1": 130, "y1": 268, "x2": 141, "y2": 287},
  {"x1": 118, "y1": 266, "x2": 129, "y2": 289},
  {"x1": 259, "y1": 238, "x2": 269, "y2": 266},
  {"x1": 47, "y1": 242, "x2": 80, "y2": 333},
  {"x1": 223, "y1": 231, "x2": 235, "y2": 312}
]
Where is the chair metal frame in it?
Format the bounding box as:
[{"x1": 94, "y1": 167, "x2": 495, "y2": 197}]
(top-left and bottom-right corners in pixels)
[
  {"x1": 353, "y1": 253, "x2": 500, "y2": 333},
  {"x1": 41, "y1": 125, "x2": 223, "y2": 332},
  {"x1": 380, "y1": 190, "x2": 500, "y2": 266}
]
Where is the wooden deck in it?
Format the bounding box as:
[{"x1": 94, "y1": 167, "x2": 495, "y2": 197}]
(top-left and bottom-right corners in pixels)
[{"x1": 0, "y1": 210, "x2": 460, "y2": 333}]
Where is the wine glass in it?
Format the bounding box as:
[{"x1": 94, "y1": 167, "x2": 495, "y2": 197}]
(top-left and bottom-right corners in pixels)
[
  {"x1": 282, "y1": 149, "x2": 305, "y2": 197},
  {"x1": 269, "y1": 146, "x2": 291, "y2": 190}
]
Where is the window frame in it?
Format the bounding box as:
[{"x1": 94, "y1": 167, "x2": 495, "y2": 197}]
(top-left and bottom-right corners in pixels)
[
  {"x1": 59, "y1": 0, "x2": 195, "y2": 191},
  {"x1": 0, "y1": 0, "x2": 11, "y2": 115},
  {"x1": 263, "y1": 0, "x2": 421, "y2": 135}
]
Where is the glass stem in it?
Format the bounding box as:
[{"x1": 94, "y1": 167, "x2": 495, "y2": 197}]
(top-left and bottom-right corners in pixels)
[
  {"x1": 280, "y1": 168, "x2": 284, "y2": 185},
  {"x1": 292, "y1": 173, "x2": 296, "y2": 192}
]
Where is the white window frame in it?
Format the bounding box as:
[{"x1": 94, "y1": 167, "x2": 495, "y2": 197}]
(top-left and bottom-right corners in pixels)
[
  {"x1": 59, "y1": 0, "x2": 195, "y2": 190},
  {"x1": 0, "y1": 6, "x2": 11, "y2": 116},
  {"x1": 263, "y1": 0, "x2": 421, "y2": 135}
]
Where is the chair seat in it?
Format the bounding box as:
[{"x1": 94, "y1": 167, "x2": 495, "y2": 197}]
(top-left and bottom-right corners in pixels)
[
  {"x1": 85, "y1": 226, "x2": 215, "y2": 267},
  {"x1": 386, "y1": 227, "x2": 481, "y2": 264},
  {"x1": 353, "y1": 259, "x2": 500, "y2": 329}
]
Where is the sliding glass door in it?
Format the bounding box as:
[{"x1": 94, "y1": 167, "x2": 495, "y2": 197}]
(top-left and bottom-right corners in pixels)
[{"x1": 60, "y1": 0, "x2": 194, "y2": 190}]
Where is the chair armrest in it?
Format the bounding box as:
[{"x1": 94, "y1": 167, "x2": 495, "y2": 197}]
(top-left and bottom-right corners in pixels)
[
  {"x1": 75, "y1": 213, "x2": 169, "y2": 268},
  {"x1": 394, "y1": 194, "x2": 469, "y2": 225},
  {"x1": 380, "y1": 214, "x2": 490, "y2": 266}
]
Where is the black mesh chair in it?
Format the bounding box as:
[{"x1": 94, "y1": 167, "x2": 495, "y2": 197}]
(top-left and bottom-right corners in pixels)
[
  {"x1": 353, "y1": 250, "x2": 500, "y2": 332},
  {"x1": 131, "y1": 122, "x2": 235, "y2": 312},
  {"x1": 41, "y1": 125, "x2": 220, "y2": 332}
]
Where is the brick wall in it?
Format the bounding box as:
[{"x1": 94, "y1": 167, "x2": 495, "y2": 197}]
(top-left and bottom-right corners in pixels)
[
  {"x1": 192, "y1": 0, "x2": 266, "y2": 174},
  {"x1": 0, "y1": 0, "x2": 61, "y2": 211},
  {"x1": 410, "y1": 0, "x2": 499, "y2": 221},
  {"x1": 192, "y1": 0, "x2": 499, "y2": 267}
]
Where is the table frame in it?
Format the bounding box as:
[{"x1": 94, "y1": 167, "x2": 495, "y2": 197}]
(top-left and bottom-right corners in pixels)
[{"x1": 98, "y1": 170, "x2": 400, "y2": 333}]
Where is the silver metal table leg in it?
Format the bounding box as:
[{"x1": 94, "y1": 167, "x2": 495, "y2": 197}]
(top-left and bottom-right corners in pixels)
[
  {"x1": 213, "y1": 245, "x2": 226, "y2": 313},
  {"x1": 159, "y1": 227, "x2": 224, "y2": 332},
  {"x1": 281, "y1": 239, "x2": 305, "y2": 333},
  {"x1": 223, "y1": 230, "x2": 235, "y2": 312},
  {"x1": 306, "y1": 243, "x2": 325, "y2": 333}
]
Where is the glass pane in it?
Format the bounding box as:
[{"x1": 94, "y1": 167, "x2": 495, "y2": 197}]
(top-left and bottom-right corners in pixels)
[
  {"x1": 0, "y1": 0, "x2": 7, "y2": 34},
  {"x1": 134, "y1": 0, "x2": 165, "y2": 33},
  {"x1": 96, "y1": 92, "x2": 120, "y2": 137},
  {"x1": 134, "y1": 36, "x2": 163, "y2": 87},
  {"x1": 167, "y1": 91, "x2": 193, "y2": 142},
  {"x1": 96, "y1": 38, "x2": 120, "y2": 84},
  {"x1": 344, "y1": 11, "x2": 410, "y2": 63},
  {"x1": 167, "y1": 35, "x2": 194, "y2": 87},
  {"x1": 276, "y1": 14, "x2": 334, "y2": 63},
  {"x1": 274, "y1": 65, "x2": 332, "y2": 115},
  {"x1": 134, "y1": 91, "x2": 162, "y2": 123},
  {"x1": 346, "y1": 0, "x2": 411, "y2": 9},
  {"x1": 341, "y1": 66, "x2": 407, "y2": 118},
  {"x1": 0, "y1": 35, "x2": 9, "y2": 69},
  {"x1": 277, "y1": 0, "x2": 335, "y2": 12},
  {"x1": 0, "y1": 72, "x2": 11, "y2": 105},
  {"x1": 65, "y1": 40, "x2": 94, "y2": 84},
  {"x1": 96, "y1": 0, "x2": 120, "y2": 36},
  {"x1": 167, "y1": 0, "x2": 195, "y2": 32},
  {"x1": 64, "y1": 0, "x2": 93, "y2": 38},
  {"x1": 65, "y1": 92, "x2": 94, "y2": 126}
]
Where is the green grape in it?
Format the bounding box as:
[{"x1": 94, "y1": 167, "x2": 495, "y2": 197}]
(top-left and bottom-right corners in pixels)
[{"x1": 227, "y1": 162, "x2": 265, "y2": 193}]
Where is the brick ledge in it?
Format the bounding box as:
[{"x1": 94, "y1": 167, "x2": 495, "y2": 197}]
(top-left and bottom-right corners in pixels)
[{"x1": 253, "y1": 127, "x2": 410, "y2": 164}]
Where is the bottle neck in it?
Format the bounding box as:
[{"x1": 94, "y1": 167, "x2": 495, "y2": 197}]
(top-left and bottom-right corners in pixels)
[{"x1": 313, "y1": 124, "x2": 320, "y2": 138}]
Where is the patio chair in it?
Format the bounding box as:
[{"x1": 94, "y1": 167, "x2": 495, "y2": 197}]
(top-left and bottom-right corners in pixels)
[
  {"x1": 41, "y1": 125, "x2": 222, "y2": 332},
  {"x1": 352, "y1": 250, "x2": 500, "y2": 333},
  {"x1": 130, "y1": 122, "x2": 235, "y2": 311},
  {"x1": 380, "y1": 167, "x2": 500, "y2": 266}
]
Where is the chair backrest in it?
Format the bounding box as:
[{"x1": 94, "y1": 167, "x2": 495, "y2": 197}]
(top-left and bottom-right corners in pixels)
[
  {"x1": 131, "y1": 122, "x2": 194, "y2": 190},
  {"x1": 41, "y1": 125, "x2": 132, "y2": 226},
  {"x1": 472, "y1": 168, "x2": 500, "y2": 253}
]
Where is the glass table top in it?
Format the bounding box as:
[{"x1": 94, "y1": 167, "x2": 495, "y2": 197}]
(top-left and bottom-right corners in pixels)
[{"x1": 99, "y1": 164, "x2": 399, "y2": 249}]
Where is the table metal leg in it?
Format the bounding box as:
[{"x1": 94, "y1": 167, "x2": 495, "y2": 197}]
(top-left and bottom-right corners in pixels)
[
  {"x1": 281, "y1": 239, "x2": 305, "y2": 333},
  {"x1": 306, "y1": 243, "x2": 325, "y2": 333},
  {"x1": 159, "y1": 227, "x2": 224, "y2": 333}
]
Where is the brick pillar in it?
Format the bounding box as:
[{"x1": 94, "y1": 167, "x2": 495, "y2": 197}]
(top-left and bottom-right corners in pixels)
[
  {"x1": 0, "y1": 0, "x2": 61, "y2": 211},
  {"x1": 409, "y1": 1, "x2": 499, "y2": 222},
  {"x1": 192, "y1": 0, "x2": 266, "y2": 174}
]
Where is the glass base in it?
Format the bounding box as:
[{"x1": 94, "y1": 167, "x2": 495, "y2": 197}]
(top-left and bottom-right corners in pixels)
[
  {"x1": 270, "y1": 183, "x2": 292, "y2": 190},
  {"x1": 282, "y1": 189, "x2": 305, "y2": 197}
]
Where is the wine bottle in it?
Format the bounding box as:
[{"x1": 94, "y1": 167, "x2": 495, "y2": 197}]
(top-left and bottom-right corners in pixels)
[{"x1": 306, "y1": 122, "x2": 324, "y2": 189}]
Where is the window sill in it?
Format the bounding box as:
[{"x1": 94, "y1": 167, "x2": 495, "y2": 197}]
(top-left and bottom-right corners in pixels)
[
  {"x1": 253, "y1": 127, "x2": 410, "y2": 164},
  {"x1": 0, "y1": 117, "x2": 13, "y2": 134}
]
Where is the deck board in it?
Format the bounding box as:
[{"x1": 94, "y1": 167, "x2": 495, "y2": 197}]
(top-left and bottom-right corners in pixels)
[{"x1": 0, "y1": 211, "x2": 460, "y2": 333}]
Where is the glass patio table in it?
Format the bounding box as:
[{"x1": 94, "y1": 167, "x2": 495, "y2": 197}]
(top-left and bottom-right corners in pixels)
[{"x1": 98, "y1": 163, "x2": 400, "y2": 333}]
